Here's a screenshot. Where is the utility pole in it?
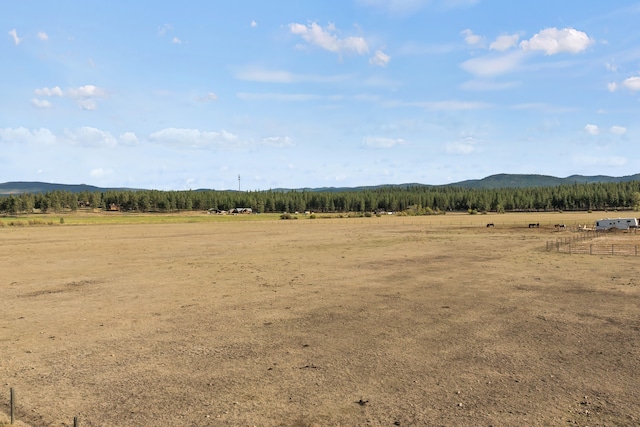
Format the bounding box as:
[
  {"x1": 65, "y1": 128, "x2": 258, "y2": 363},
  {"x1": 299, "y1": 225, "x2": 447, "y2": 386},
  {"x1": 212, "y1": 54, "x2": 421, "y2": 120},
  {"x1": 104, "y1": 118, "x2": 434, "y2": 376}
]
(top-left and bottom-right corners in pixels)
[{"x1": 238, "y1": 174, "x2": 241, "y2": 192}]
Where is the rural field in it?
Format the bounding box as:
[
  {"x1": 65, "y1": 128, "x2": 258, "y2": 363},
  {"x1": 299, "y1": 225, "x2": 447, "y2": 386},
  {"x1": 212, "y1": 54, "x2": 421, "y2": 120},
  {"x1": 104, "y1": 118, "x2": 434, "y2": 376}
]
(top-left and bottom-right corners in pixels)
[{"x1": 1, "y1": 212, "x2": 639, "y2": 426}]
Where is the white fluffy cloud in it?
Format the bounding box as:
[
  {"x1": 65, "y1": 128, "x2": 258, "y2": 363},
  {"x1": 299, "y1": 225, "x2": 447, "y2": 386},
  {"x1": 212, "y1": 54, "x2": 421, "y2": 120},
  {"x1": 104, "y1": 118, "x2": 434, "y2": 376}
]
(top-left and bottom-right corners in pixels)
[
  {"x1": 461, "y1": 29, "x2": 484, "y2": 47},
  {"x1": 622, "y1": 76, "x2": 640, "y2": 91},
  {"x1": 65, "y1": 85, "x2": 107, "y2": 110},
  {"x1": 460, "y1": 50, "x2": 525, "y2": 77},
  {"x1": 0, "y1": 127, "x2": 57, "y2": 145},
  {"x1": 584, "y1": 124, "x2": 627, "y2": 136},
  {"x1": 520, "y1": 27, "x2": 593, "y2": 55},
  {"x1": 362, "y1": 137, "x2": 406, "y2": 148},
  {"x1": 31, "y1": 98, "x2": 52, "y2": 109},
  {"x1": 63, "y1": 127, "x2": 117, "y2": 147},
  {"x1": 34, "y1": 85, "x2": 106, "y2": 109},
  {"x1": 251, "y1": 20, "x2": 257, "y2": 28},
  {"x1": 119, "y1": 132, "x2": 139, "y2": 145},
  {"x1": 289, "y1": 22, "x2": 368, "y2": 56},
  {"x1": 607, "y1": 82, "x2": 618, "y2": 92},
  {"x1": 34, "y1": 86, "x2": 63, "y2": 97},
  {"x1": 460, "y1": 27, "x2": 592, "y2": 79},
  {"x1": 489, "y1": 33, "x2": 520, "y2": 51},
  {"x1": 0, "y1": 127, "x2": 138, "y2": 148},
  {"x1": 584, "y1": 124, "x2": 600, "y2": 135},
  {"x1": 37, "y1": 32, "x2": 48, "y2": 41},
  {"x1": 8, "y1": 29, "x2": 21, "y2": 45},
  {"x1": 370, "y1": 49, "x2": 391, "y2": 66},
  {"x1": 149, "y1": 128, "x2": 239, "y2": 149},
  {"x1": 67, "y1": 85, "x2": 107, "y2": 99},
  {"x1": 610, "y1": 126, "x2": 627, "y2": 135}
]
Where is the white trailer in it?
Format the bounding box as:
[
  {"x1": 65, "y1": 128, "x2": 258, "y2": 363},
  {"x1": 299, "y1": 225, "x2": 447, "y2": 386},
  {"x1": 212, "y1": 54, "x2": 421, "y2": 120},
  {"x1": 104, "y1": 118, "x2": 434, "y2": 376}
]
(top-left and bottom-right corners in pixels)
[{"x1": 595, "y1": 217, "x2": 639, "y2": 231}]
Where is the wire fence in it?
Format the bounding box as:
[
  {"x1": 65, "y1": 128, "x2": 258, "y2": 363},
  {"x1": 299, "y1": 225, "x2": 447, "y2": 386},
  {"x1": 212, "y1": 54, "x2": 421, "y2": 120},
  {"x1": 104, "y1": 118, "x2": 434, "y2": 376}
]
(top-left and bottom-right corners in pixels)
[{"x1": 547, "y1": 231, "x2": 640, "y2": 256}]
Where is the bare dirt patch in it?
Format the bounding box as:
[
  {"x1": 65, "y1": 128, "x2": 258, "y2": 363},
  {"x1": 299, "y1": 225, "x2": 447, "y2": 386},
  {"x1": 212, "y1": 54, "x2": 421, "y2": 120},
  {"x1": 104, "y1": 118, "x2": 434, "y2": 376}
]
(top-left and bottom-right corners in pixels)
[{"x1": 1, "y1": 214, "x2": 639, "y2": 426}]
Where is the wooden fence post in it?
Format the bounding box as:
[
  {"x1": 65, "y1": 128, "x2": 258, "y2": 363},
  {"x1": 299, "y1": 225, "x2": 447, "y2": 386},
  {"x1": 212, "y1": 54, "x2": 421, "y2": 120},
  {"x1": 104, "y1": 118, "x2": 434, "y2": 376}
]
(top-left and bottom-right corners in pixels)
[
  {"x1": 74, "y1": 416, "x2": 79, "y2": 427},
  {"x1": 590, "y1": 244, "x2": 592, "y2": 255},
  {"x1": 10, "y1": 387, "x2": 14, "y2": 424}
]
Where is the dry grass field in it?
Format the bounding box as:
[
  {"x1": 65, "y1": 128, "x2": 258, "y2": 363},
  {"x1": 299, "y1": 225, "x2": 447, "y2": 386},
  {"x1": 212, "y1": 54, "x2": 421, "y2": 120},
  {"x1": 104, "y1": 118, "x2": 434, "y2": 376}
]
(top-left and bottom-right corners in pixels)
[{"x1": 1, "y1": 212, "x2": 639, "y2": 426}]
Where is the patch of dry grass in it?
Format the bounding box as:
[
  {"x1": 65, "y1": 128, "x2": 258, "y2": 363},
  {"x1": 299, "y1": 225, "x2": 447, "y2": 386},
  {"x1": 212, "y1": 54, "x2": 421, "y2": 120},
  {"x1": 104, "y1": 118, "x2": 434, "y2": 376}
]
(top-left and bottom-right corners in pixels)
[{"x1": 1, "y1": 212, "x2": 638, "y2": 426}]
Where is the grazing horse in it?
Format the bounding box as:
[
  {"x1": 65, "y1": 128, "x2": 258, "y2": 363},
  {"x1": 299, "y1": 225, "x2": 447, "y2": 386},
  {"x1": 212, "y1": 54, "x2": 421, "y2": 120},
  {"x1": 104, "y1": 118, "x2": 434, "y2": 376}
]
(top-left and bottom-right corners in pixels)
[
  {"x1": 528, "y1": 223, "x2": 539, "y2": 228},
  {"x1": 555, "y1": 223, "x2": 566, "y2": 230},
  {"x1": 486, "y1": 223, "x2": 494, "y2": 228}
]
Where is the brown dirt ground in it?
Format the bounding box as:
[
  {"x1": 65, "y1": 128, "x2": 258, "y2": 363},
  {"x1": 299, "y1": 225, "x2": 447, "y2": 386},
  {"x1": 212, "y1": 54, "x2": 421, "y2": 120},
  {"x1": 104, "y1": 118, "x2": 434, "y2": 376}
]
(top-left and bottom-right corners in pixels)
[{"x1": 1, "y1": 213, "x2": 639, "y2": 426}]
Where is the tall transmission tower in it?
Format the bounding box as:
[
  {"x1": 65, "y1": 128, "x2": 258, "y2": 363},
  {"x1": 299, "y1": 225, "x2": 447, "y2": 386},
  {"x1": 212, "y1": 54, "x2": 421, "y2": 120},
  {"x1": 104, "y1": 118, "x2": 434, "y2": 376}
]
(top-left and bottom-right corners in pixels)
[{"x1": 238, "y1": 174, "x2": 241, "y2": 191}]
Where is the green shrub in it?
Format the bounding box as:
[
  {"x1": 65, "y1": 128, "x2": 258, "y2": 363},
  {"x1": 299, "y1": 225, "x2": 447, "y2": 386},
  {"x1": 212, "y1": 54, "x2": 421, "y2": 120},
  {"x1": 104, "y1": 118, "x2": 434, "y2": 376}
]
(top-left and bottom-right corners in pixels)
[{"x1": 60, "y1": 217, "x2": 65, "y2": 224}]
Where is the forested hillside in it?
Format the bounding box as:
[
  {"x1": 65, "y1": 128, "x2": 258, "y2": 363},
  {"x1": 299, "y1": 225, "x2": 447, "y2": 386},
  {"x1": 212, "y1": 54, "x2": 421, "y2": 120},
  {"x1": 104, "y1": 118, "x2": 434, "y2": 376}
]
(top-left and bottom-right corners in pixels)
[
  {"x1": 1, "y1": 181, "x2": 640, "y2": 215},
  {"x1": 448, "y1": 173, "x2": 640, "y2": 189}
]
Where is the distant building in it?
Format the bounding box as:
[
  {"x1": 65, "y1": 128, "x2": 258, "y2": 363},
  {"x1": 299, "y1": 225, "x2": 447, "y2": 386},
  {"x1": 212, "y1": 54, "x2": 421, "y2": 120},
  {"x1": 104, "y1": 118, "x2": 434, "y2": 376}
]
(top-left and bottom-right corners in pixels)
[
  {"x1": 229, "y1": 208, "x2": 252, "y2": 214},
  {"x1": 595, "y1": 217, "x2": 639, "y2": 231}
]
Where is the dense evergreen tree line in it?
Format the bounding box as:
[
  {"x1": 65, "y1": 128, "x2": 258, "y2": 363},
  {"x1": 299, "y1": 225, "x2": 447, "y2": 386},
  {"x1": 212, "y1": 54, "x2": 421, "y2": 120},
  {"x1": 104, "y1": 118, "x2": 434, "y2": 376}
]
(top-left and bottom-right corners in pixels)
[{"x1": 1, "y1": 181, "x2": 640, "y2": 215}]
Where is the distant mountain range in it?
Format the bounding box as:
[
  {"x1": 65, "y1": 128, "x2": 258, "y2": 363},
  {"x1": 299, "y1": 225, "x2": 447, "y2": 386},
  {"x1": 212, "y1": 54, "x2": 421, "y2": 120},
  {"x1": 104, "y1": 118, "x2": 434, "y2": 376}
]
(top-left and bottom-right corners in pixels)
[
  {"x1": 0, "y1": 182, "x2": 138, "y2": 195},
  {"x1": 273, "y1": 173, "x2": 640, "y2": 192},
  {"x1": 448, "y1": 173, "x2": 640, "y2": 189},
  {"x1": 1, "y1": 173, "x2": 640, "y2": 195}
]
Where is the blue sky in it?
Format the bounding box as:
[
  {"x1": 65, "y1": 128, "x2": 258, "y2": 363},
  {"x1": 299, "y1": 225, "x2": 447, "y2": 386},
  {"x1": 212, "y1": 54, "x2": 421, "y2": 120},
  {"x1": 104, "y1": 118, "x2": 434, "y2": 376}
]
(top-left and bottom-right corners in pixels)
[{"x1": 2, "y1": 1, "x2": 640, "y2": 190}]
